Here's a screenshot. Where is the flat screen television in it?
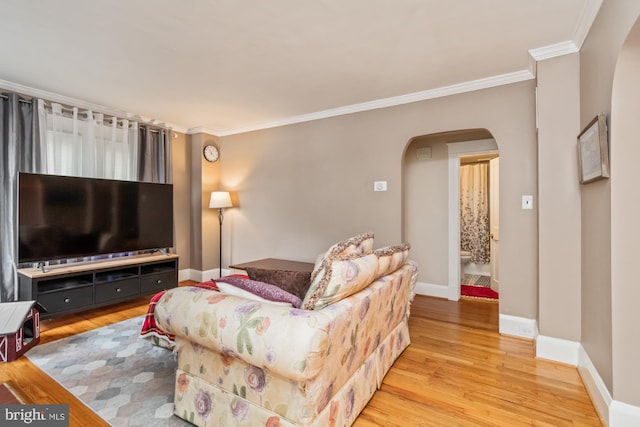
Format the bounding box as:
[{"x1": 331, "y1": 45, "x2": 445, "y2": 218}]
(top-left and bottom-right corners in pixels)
[{"x1": 18, "y1": 172, "x2": 174, "y2": 264}]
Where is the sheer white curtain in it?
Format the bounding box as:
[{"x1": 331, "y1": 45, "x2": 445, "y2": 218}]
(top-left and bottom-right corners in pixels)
[{"x1": 37, "y1": 100, "x2": 139, "y2": 180}]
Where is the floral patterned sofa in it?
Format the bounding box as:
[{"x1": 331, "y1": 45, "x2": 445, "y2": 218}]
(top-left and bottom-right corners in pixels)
[{"x1": 154, "y1": 233, "x2": 417, "y2": 427}]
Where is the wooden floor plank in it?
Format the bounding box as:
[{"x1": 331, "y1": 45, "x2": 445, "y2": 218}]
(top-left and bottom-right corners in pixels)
[{"x1": 0, "y1": 290, "x2": 603, "y2": 426}]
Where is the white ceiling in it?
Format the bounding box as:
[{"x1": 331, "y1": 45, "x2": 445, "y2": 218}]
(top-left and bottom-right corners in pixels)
[{"x1": 0, "y1": 0, "x2": 600, "y2": 135}]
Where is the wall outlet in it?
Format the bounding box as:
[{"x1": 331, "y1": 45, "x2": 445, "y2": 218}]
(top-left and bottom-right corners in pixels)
[
  {"x1": 374, "y1": 181, "x2": 387, "y2": 192},
  {"x1": 522, "y1": 195, "x2": 533, "y2": 209}
]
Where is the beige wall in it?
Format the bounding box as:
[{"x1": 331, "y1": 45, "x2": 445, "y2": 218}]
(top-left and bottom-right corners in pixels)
[
  {"x1": 171, "y1": 131, "x2": 191, "y2": 270},
  {"x1": 580, "y1": 0, "x2": 640, "y2": 404},
  {"x1": 189, "y1": 133, "x2": 223, "y2": 272},
  {"x1": 215, "y1": 81, "x2": 538, "y2": 320},
  {"x1": 536, "y1": 53, "x2": 582, "y2": 343},
  {"x1": 403, "y1": 140, "x2": 449, "y2": 285},
  {"x1": 611, "y1": 16, "x2": 640, "y2": 408}
]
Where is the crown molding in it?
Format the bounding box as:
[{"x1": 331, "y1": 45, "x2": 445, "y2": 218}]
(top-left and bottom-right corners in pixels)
[
  {"x1": 187, "y1": 126, "x2": 220, "y2": 136},
  {"x1": 529, "y1": 41, "x2": 579, "y2": 62},
  {"x1": 210, "y1": 69, "x2": 534, "y2": 137},
  {"x1": 0, "y1": 79, "x2": 188, "y2": 133},
  {"x1": 528, "y1": 0, "x2": 602, "y2": 68},
  {"x1": 573, "y1": 0, "x2": 603, "y2": 50},
  {"x1": 197, "y1": 1, "x2": 605, "y2": 137}
]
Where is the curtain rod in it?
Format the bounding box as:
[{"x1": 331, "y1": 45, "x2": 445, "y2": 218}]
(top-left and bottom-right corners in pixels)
[
  {"x1": 0, "y1": 92, "x2": 171, "y2": 132},
  {"x1": 0, "y1": 94, "x2": 32, "y2": 103},
  {"x1": 460, "y1": 159, "x2": 491, "y2": 165}
]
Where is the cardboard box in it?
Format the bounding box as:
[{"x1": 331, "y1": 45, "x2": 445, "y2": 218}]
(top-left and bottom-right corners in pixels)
[{"x1": 0, "y1": 301, "x2": 42, "y2": 362}]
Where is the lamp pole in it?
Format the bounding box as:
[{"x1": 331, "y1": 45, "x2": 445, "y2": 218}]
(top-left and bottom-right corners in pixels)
[
  {"x1": 209, "y1": 191, "x2": 233, "y2": 279},
  {"x1": 218, "y1": 207, "x2": 224, "y2": 278}
]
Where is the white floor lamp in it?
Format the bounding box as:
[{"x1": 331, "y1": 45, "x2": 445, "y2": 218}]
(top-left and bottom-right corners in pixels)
[{"x1": 209, "y1": 191, "x2": 232, "y2": 278}]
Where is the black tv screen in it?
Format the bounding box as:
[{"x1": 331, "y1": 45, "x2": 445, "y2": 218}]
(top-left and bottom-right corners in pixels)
[{"x1": 18, "y1": 172, "x2": 174, "y2": 263}]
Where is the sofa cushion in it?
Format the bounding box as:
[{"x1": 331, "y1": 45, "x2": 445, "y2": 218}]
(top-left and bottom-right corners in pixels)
[
  {"x1": 325, "y1": 232, "x2": 375, "y2": 260},
  {"x1": 216, "y1": 276, "x2": 302, "y2": 308},
  {"x1": 309, "y1": 232, "x2": 374, "y2": 285},
  {"x1": 374, "y1": 243, "x2": 410, "y2": 279},
  {"x1": 245, "y1": 267, "x2": 311, "y2": 300},
  {"x1": 302, "y1": 253, "x2": 378, "y2": 310}
]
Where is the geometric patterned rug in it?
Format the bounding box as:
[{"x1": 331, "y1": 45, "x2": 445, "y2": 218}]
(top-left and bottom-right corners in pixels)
[
  {"x1": 26, "y1": 316, "x2": 190, "y2": 426},
  {"x1": 461, "y1": 274, "x2": 492, "y2": 287}
]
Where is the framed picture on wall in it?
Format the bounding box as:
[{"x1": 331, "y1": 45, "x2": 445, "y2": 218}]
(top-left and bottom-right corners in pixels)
[{"x1": 577, "y1": 113, "x2": 610, "y2": 184}]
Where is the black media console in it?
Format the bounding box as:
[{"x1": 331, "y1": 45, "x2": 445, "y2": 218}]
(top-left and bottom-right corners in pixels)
[{"x1": 18, "y1": 254, "x2": 178, "y2": 317}]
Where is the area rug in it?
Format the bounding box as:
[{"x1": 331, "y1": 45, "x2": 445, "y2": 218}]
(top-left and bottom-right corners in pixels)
[
  {"x1": 26, "y1": 316, "x2": 190, "y2": 426},
  {"x1": 461, "y1": 274, "x2": 492, "y2": 287},
  {"x1": 461, "y1": 284, "x2": 499, "y2": 299}
]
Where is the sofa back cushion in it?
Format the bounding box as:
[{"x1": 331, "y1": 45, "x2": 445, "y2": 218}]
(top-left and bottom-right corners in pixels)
[
  {"x1": 302, "y1": 253, "x2": 378, "y2": 310},
  {"x1": 310, "y1": 232, "x2": 374, "y2": 278},
  {"x1": 374, "y1": 243, "x2": 410, "y2": 279},
  {"x1": 320, "y1": 232, "x2": 375, "y2": 261}
]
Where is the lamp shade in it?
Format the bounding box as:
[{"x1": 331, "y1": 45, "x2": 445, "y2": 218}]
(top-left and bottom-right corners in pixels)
[{"x1": 209, "y1": 191, "x2": 232, "y2": 209}]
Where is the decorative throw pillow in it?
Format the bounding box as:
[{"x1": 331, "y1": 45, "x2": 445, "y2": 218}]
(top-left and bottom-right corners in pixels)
[
  {"x1": 309, "y1": 232, "x2": 375, "y2": 284},
  {"x1": 302, "y1": 253, "x2": 379, "y2": 310},
  {"x1": 245, "y1": 267, "x2": 312, "y2": 300},
  {"x1": 216, "y1": 276, "x2": 302, "y2": 308},
  {"x1": 374, "y1": 243, "x2": 410, "y2": 279},
  {"x1": 325, "y1": 232, "x2": 375, "y2": 260}
]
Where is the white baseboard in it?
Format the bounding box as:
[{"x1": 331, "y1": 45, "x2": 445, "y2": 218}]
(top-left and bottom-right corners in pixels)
[
  {"x1": 576, "y1": 343, "x2": 640, "y2": 426},
  {"x1": 179, "y1": 268, "x2": 231, "y2": 283},
  {"x1": 578, "y1": 344, "x2": 611, "y2": 425},
  {"x1": 610, "y1": 401, "x2": 640, "y2": 427},
  {"x1": 499, "y1": 314, "x2": 537, "y2": 339},
  {"x1": 414, "y1": 281, "x2": 450, "y2": 299},
  {"x1": 178, "y1": 268, "x2": 193, "y2": 282},
  {"x1": 536, "y1": 335, "x2": 580, "y2": 365}
]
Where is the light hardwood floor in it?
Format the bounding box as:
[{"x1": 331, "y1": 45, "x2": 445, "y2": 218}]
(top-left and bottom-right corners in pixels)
[{"x1": 0, "y1": 289, "x2": 602, "y2": 426}]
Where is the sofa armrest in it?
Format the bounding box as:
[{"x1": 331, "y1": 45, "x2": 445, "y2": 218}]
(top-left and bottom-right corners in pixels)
[{"x1": 154, "y1": 287, "x2": 332, "y2": 382}]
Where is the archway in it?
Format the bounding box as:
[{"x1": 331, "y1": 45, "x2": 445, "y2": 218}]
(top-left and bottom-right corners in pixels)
[
  {"x1": 610, "y1": 15, "x2": 640, "y2": 413},
  {"x1": 403, "y1": 129, "x2": 499, "y2": 303}
]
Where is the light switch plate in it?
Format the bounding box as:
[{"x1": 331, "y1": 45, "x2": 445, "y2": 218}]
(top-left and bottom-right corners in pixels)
[
  {"x1": 374, "y1": 181, "x2": 387, "y2": 192},
  {"x1": 522, "y1": 195, "x2": 533, "y2": 209}
]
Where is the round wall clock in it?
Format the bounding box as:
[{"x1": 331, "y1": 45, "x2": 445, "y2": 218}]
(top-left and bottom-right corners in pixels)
[{"x1": 203, "y1": 144, "x2": 219, "y2": 162}]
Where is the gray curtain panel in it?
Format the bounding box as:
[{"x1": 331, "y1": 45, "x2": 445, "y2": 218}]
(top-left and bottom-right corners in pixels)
[
  {"x1": 138, "y1": 125, "x2": 172, "y2": 184},
  {"x1": 0, "y1": 93, "x2": 39, "y2": 302}
]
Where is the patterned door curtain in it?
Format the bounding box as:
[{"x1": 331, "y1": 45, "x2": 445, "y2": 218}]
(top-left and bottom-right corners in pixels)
[{"x1": 460, "y1": 162, "x2": 491, "y2": 264}]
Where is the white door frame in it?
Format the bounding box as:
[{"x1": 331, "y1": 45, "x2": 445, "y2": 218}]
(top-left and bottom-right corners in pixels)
[{"x1": 447, "y1": 139, "x2": 498, "y2": 301}]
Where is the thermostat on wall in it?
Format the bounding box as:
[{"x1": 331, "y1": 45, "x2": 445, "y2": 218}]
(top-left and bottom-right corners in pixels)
[{"x1": 416, "y1": 147, "x2": 432, "y2": 160}]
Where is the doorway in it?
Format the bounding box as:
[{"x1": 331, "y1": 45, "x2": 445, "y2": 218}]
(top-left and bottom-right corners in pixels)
[
  {"x1": 459, "y1": 153, "x2": 499, "y2": 299},
  {"x1": 447, "y1": 138, "x2": 498, "y2": 301},
  {"x1": 403, "y1": 129, "x2": 500, "y2": 304}
]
